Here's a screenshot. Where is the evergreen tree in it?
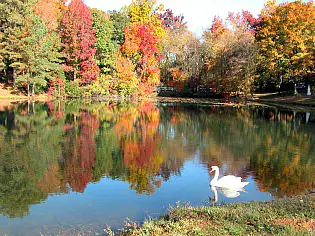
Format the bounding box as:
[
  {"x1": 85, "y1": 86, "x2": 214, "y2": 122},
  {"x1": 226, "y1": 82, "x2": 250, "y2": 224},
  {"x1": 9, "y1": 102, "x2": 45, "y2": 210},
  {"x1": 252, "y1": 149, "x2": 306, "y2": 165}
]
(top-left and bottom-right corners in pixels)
[
  {"x1": 0, "y1": 0, "x2": 28, "y2": 85},
  {"x1": 16, "y1": 13, "x2": 64, "y2": 96},
  {"x1": 110, "y1": 11, "x2": 129, "y2": 46}
]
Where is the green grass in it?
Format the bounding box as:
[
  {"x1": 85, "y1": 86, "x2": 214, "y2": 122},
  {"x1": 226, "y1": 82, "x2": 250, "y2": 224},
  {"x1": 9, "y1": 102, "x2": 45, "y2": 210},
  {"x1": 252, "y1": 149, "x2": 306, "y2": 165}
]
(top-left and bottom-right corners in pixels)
[{"x1": 111, "y1": 195, "x2": 314, "y2": 236}]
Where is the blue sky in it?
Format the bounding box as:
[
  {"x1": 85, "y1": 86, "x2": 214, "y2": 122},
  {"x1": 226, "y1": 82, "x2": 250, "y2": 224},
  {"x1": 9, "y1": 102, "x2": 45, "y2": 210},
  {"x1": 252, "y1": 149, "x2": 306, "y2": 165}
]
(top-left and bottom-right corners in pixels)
[{"x1": 85, "y1": 0, "x2": 298, "y2": 36}]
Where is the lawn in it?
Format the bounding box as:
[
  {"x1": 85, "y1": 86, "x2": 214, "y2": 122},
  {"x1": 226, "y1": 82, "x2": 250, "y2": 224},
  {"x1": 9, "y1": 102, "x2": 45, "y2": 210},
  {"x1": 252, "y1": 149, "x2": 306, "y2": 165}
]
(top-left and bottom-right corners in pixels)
[{"x1": 113, "y1": 195, "x2": 314, "y2": 236}]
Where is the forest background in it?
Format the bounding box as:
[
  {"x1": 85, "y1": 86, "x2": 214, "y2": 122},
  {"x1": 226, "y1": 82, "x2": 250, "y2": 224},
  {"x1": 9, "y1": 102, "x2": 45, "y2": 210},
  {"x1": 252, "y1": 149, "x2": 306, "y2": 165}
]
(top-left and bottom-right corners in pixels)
[{"x1": 0, "y1": 0, "x2": 314, "y2": 99}]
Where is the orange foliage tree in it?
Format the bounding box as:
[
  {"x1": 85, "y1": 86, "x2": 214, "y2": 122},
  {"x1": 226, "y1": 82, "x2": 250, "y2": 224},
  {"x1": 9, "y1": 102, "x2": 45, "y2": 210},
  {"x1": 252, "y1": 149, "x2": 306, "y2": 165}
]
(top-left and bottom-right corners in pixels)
[
  {"x1": 118, "y1": 0, "x2": 165, "y2": 96},
  {"x1": 34, "y1": 0, "x2": 66, "y2": 30},
  {"x1": 256, "y1": 0, "x2": 315, "y2": 87}
]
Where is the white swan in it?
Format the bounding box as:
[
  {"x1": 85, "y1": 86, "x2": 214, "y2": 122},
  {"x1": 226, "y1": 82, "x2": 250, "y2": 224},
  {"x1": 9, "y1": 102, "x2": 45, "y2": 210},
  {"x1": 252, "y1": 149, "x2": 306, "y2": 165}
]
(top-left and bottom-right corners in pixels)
[{"x1": 210, "y1": 166, "x2": 249, "y2": 189}]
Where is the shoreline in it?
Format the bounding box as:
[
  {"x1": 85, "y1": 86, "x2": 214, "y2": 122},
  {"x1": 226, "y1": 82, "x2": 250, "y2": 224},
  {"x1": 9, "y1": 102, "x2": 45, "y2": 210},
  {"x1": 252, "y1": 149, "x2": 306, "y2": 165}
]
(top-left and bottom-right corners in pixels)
[
  {"x1": 0, "y1": 96, "x2": 51, "y2": 111},
  {"x1": 1, "y1": 94, "x2": 315, "y2": 112},
  {"x1": 115, "y1": 194, "x2": 315, "y2": 235}
]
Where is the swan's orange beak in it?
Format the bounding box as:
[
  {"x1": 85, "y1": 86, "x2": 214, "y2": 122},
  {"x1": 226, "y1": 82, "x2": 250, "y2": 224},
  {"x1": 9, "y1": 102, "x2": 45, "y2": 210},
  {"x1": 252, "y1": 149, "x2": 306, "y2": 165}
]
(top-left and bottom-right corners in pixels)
[{"x1": 209, "y1": 169, "x2": 214, "y2": 173}]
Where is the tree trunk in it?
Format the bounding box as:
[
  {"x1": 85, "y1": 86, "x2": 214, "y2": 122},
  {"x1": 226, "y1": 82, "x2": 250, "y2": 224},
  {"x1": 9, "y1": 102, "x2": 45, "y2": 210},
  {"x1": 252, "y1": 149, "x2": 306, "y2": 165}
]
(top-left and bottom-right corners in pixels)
[
  {"x1": 278, "y1": 75, "x2": 282, "y2": 94},
  {"x1": 32, "y1": 101, "x2": 35, "y2": 114},
  {"x1": 307, "y1": 84, "x2": 311, "y2": 96},
  {"x1": 32, "y1": 83, "x2": 35, "y2": 97},
  {"x1": 27, "y1": 100, "x2": 30, "y2": 115},
  {"x1": 294, "y1": 83, "x2": 297, "y2": 95},
  {"x1": 4, "y1": 68, "x2": 7, "y2": 84},
  {"x1": 13, "y1": 68, "x2": 16, "y2": 87},
  {"x1": 27, "y1": 83, "x2": 30, "y2": 97}
]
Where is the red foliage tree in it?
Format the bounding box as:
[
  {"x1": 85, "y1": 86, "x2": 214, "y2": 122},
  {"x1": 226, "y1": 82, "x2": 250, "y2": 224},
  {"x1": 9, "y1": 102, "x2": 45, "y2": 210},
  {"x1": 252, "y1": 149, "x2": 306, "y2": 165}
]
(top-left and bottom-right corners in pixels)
[
  {"x1": 59, "y1": 0, "x2": 99, "y2": 84},
  {"x1": 210, "y1": 16, "x2": 226, "y2": 38},
  {"x1": 228, "y1": 11, "x2": 260, "y2": 34},
  {"x1": 242, "y1": 10, "x2": 260, "y2": 33},
  {"x1": 122, "y1": 23, "x2": 161, "y2": 87}
]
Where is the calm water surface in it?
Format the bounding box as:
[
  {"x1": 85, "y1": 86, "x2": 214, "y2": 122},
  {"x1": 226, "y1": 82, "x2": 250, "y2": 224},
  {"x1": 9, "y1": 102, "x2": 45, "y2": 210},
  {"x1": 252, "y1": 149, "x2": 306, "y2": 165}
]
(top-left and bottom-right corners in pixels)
[{"x1": 0, "y1": 101, "x2": 314, "y2": 235}]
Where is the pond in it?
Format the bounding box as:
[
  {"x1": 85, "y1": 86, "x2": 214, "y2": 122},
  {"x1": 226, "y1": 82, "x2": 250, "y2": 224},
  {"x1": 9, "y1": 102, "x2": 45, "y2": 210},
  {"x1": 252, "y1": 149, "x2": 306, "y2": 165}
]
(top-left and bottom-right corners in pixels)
[{"x1": 0, "y1": 101, "x2": 314, "y2": 235}]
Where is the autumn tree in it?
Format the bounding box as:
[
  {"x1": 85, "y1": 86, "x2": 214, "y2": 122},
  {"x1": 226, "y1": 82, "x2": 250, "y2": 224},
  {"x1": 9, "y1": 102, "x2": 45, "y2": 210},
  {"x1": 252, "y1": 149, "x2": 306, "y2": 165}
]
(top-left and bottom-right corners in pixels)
[
  {"x1": 208, "y1": 16, "x2": 226, "y2": 39},
  {"x1": 159, "y1": 9, "x2": 184, "y2": 30},
  {"x1": 0, "y1": 0, "x2": 63, "y2": 95},
  {"x1": 159, "y1": 10, "x2": 203, "y2": 90},
  {"x1": 203, "y1": 12, "x2": 259, "y2": 99},
  {"x1": 114, "y1": 52, "x2": 138, "y2": 96},
  {"x1": 127, "y1": 0, "x2": 165, "y2": 45},
  {"x1": 256, "y1": 0, "x2": 315, "y2": 90},
  {"x1": 60, "y1": 0, "x2": 99, "y2": 84},
  {"x1": 34, "y1": 0, "x2": 66, "y2": 30},
  {"x1": 120, "y1": 0, "x2": 165, "y2": 95},
  {"x1": 122, "y1": 23, "x2": 161, "y2": 85}
]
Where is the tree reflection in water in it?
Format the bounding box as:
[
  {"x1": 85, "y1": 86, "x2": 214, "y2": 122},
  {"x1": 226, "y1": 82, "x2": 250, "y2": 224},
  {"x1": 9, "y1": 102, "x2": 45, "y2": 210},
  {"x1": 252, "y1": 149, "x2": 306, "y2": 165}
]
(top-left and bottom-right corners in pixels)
[{"x1": 0, "y1": 101, "x2": 314, "y2": 218}]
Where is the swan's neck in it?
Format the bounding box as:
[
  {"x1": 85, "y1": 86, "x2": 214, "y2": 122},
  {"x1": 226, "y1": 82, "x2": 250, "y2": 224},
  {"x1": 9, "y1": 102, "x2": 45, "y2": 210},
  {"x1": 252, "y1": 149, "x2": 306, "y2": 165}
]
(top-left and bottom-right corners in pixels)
[{"x1": 213, "y1": 169, "x2": 219, "y2": 182}]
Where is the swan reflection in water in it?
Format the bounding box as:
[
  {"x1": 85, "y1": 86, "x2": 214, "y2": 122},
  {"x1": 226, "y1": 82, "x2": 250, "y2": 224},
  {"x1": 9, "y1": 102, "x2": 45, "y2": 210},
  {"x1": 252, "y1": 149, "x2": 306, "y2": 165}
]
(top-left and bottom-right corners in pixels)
[
  {"x1": 209, "y1": 166, "x2": 249, "y2": 205},
  {"x1": 209, "y1": 186, "x2": 246, "y2": 205}
]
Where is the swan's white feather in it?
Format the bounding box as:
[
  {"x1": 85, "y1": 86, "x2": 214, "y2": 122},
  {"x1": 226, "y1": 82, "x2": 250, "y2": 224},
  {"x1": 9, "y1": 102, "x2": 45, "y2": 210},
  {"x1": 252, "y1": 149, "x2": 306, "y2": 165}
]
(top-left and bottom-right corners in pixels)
[{"x1": 210, "y1": 167, "x2": 249, "y2": 189}]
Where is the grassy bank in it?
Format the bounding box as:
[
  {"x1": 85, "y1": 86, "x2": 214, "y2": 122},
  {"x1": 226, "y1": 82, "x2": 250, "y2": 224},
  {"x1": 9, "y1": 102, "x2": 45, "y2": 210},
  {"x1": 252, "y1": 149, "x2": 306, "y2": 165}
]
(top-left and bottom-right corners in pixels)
[
  {"x1": 253, "y1": 93, "x2": 315, "y2": 108},
  {"x1": 115, "y1": 195, "x2": 314, "y2": 236},
  {"x1": 157, "y1": 97, "x2": 260, "y2": 106}
]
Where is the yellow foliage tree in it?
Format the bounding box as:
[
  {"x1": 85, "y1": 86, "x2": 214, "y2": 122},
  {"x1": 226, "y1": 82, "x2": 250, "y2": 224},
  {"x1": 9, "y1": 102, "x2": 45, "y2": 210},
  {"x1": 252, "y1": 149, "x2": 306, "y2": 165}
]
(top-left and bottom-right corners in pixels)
[
  {"x1": 257, "y1": 0, "x2": 315, "y2": 87},
  {"x1": 118, "y1": 0, "x2": 166, "y2": 95},
  {"x1": 127, "y1": 0, "x2": 165, "y2": 40}
]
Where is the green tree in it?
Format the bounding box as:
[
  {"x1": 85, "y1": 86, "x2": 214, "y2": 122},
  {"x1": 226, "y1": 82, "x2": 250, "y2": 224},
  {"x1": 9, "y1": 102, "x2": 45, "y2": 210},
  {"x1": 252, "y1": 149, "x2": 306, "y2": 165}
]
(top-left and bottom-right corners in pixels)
[
  {"x1": 16, "y1": 13, "x2": 64, "y2": 96},
  {"x1": 110, "y1": 10, "x2": 129, "y2": 46},
  {"x1": 91, "y1": 9, "x2": 118, "y2": 74},
  {"x1": 0, "y1": 0, "x2": 28, "y2": 85}
]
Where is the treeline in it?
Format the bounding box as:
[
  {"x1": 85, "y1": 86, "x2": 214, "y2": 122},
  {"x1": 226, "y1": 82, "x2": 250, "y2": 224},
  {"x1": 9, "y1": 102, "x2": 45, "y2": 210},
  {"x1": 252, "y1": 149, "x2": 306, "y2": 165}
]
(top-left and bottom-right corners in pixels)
[{"x1": 0, "y1": 0, "x2": 314, "y2": 98}]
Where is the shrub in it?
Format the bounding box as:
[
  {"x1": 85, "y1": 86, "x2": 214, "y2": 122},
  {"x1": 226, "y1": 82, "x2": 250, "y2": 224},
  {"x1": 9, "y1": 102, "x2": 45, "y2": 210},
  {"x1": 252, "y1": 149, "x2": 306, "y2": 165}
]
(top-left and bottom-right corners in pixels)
[
  {"x1": 64, "y1": 80, "x2": 82, "y2": 98},
  {"x1": 114, "y1": 80, "x2": 137, "y2": 97},
  {"x1": 84, "y1": 74, "x2": 112, "y2": 97},
  {"x1": 48, "y1": 78, "x2": 65, "y2": 98}
]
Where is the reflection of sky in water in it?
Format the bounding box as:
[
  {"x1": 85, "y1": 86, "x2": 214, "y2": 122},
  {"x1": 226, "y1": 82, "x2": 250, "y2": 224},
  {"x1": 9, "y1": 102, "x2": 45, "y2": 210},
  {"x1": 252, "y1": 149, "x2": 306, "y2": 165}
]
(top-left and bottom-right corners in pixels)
[{"x1": 0, "y1": 159, "x2": 273, "y2": 235}]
